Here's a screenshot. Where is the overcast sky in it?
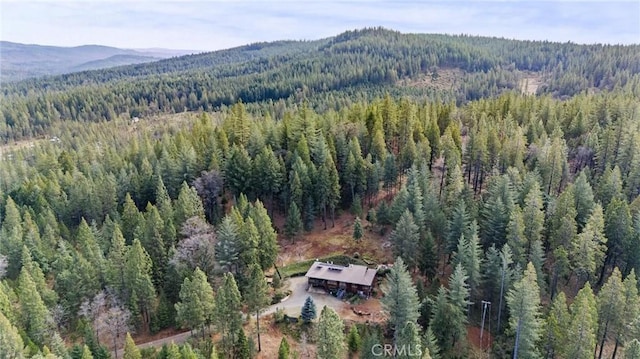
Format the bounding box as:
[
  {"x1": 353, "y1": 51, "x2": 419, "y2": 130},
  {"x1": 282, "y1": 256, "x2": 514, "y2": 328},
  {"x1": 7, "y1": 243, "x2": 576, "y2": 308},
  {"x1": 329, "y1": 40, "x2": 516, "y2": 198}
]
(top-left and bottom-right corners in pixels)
[{"x1": 1, "y1": 1, "x2": 639, "y2": 51}]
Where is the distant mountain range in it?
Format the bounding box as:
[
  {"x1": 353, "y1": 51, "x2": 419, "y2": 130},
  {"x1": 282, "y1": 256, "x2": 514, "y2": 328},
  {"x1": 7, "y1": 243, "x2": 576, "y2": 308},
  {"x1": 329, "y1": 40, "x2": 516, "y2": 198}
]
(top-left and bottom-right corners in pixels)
[{"x1": 0, "y1": 41, "x2": 199, "y2": 82}]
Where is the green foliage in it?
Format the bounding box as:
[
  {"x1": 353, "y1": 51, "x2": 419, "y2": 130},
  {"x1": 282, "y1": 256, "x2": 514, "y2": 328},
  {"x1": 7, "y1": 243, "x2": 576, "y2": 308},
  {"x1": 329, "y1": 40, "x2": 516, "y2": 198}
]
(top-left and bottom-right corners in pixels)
[
  {"x1": 278, "y1": 337, "x2": 290, "y2": 359},
  {"x1": 348, "y1": 325, "x2": 362, "y2": 354},
  {"x1": 353, "y1": 216, "x2": 363, "y2": 241},
  {"x1": 175, "y1": 267, "x2": 215, "y2": 332},
  {"x1": 301, "y1": 296, "x2": 317, "y2": 323},
  {"x1": 0, "y1": 310, "x2": 24, "y2": 359},
  {"x1": 381, "y1": 257, "x2": 420, "y2": 343},
  {"x1": 317, "y1": 306, "x2": 346, "y2": 359},
  {"x1": 123, "y1": 333, "x2": 141, "y2": 359},
  {"x1": 507, "y1": 263, "x2": 543, "y2": 359}
]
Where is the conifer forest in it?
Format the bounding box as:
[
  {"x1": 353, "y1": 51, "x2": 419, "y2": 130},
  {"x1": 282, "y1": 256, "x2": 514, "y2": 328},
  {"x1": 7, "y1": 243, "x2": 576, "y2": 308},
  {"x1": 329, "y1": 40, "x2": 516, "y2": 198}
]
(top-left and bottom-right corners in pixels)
[{"x1": 0, "y1": 27, "x2": 640, "y2": 359}]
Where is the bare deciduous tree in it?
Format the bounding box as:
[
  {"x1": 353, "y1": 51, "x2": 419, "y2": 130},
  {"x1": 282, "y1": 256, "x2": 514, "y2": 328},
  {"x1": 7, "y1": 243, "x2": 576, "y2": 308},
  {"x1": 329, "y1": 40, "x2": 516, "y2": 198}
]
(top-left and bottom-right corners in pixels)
[
  {"x1": 171, "y1": 216, "x2": 217, "y2": 277},
  {"x1": 97, "y1": 305, "x2": 132, "y2": 359},
  {"x1": 0, "y1": 255, "x2": 7, "y2": 279}
]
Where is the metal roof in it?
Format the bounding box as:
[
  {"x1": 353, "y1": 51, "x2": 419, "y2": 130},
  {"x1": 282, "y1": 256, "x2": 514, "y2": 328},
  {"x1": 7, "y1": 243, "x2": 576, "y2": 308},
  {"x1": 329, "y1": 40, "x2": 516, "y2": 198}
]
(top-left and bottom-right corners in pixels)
[{"x1": 304, "y1": 261, "x2": 377, "y2": 286}]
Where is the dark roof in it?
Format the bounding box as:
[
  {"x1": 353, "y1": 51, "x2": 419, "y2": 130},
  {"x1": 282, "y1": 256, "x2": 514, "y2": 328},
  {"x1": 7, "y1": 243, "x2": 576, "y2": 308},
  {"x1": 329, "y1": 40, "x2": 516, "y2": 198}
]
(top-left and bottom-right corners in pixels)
[{"x1": 305, "y1": 261, "x2": 377, "y2": 286}]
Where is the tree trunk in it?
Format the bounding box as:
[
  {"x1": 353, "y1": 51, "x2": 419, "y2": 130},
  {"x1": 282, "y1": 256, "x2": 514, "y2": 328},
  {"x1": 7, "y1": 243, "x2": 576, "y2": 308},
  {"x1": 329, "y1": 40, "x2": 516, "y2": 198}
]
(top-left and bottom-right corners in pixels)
[
  {"x1": 612, "y1": 338, "x2": 620, "y2": 359},
  {"x1": 597, "y1": 320, "x2": 609, "y2": 359},
  {"x1": 256, "y1": 310, "x2": 261, "y2": 352}
]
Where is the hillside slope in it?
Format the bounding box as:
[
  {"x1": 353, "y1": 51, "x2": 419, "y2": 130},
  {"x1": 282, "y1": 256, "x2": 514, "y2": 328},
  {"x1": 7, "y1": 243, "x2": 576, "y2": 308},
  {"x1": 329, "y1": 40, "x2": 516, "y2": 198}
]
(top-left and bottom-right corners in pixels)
[
  {"x1": 0, "y1": 41, "x2": 195, "y2": 81},
  {"x1": 1, "y1": 28, "x2": 639, "y2": 142}
]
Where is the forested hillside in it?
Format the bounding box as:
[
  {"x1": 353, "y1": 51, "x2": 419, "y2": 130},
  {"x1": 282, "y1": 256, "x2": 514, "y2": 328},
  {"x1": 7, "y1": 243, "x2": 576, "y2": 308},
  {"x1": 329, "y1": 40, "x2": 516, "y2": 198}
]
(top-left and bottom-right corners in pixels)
[{"x1": 0, "y1": 28, "x2": 639, "y2": 359}]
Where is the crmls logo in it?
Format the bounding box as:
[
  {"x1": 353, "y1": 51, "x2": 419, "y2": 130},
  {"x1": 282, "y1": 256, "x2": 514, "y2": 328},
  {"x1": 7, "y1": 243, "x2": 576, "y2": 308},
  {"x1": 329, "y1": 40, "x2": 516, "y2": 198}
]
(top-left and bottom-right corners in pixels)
[{"x1": 371, "y1": 344, "x2": 423, "y2": 357}]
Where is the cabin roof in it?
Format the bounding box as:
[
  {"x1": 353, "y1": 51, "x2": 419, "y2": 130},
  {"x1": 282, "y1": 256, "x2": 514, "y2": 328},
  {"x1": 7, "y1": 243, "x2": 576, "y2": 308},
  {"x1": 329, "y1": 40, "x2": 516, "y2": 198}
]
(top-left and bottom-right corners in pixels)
[{"x1": 304, "y1": 261, "x2": 377, "y2": 286}]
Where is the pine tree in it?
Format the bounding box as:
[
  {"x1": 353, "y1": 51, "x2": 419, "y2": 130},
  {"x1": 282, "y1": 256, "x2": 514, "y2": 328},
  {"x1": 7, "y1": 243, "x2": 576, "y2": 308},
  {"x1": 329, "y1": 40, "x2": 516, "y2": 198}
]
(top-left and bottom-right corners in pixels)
[
  {"x1": 244, "y1": 263, "x2": 269, "y2": 352},
  {"x1": 544, "y1": 291, "x2": 569, "y2": 359},
  {"x1": 447, "y1": 264, "x2": 471, "y2": 348},
  {"x1": 234, "y1": 328, "x2": 251, "y2": 359},
  {"x1": 214, "y1": 273, "x2": 243, "y2": 354},
  {"x1": 521, "y1": 183, "x2": 544, "y2": 253},
  {"x1": 348, "y1": 325, "x2": 362, "y2": 355},
  {"x1": 507, "y1": 262, "x2": 542, "y2": 359},
  {"x1": 570, "y1": 203, "x2": 607, "y2": 286},
  {"x1": 301, "y1": 296, "x2": 317, "y2": 323},
  {"x1": 423, "y1": 327, "x2": 441, "y2": 359},
  {"x1": 626, "y1": 340, "x2": 640, "y2": 359},
  {"x1": 0, "y1": 310, "x2": 24, "y2": 359},
  {"x1": 174, "y1": 182, "x2": 205, "y2": 226},
  {"x1": 121, "y1": 193, "x2": 142, "y2": 243},
  {"x1": 18, "y1": 268, "x2": 52, "y2": 347},
  {"x1": 566, "y1": 283, "x2": 598, "y2": 359},
  {"x1": 284, "y1": 202, "x2": 303, "y2": 241},
  {"x1": 215, "y1": 216, "x2": 240, "y2": 273},
  {"x1": 430, "y1": 287, "x2": 455, "y2": 351},
  {"x1": 248, "y1": 201, "x2": 278, "y2": 270},
  {"x1": 124, "y1": 239, "x2": 156, "y2": 332},
  {"x1": 317, "y1": 306, "x2": 346, "y2": 359},
  {"x1": 396, "y1": 321, "x2": 422, "y2": 359},
  {"x1": 452, "y1": 222, "x2": 482, "y2": 296},
  {"x1": 573, "y1": 170, "x2": 596, "y2": 231},
  {"x1": 278, "y1": 337, "x2": 290, "y2": 359},
  {"x1": 446, "y1": 200, "x2": 471, "y2": 256},
  {"x1": 353, "y1": 216, "x2": 364, "y2": 241},
  {"x1": 381, "y1": 257, "x2": 421, "y2": 344},
  {"x1": 596, "y1": 268, "x2": 625, "y2": 359},
  {"x1": 81, "y1": 344, "x2": 94, "y2": 359},
  {"x1": 122, "y1": 333, "x2": 141, "y2": 359},
  {"x1": 389, "y1": 211, "x2": 420, "y2": 269},
  {"x1": 20, "y1": 246, "x2": 57, "y2": 307},
  {"x1": 506, "y1": 206, "x2": 527, "y2": 267},
  {"x1": 175, "y1": 267, "x2": 215, "y2": 337},
  {"x1": 106, "y1": 225, "x2": 127, "y2": 299}
]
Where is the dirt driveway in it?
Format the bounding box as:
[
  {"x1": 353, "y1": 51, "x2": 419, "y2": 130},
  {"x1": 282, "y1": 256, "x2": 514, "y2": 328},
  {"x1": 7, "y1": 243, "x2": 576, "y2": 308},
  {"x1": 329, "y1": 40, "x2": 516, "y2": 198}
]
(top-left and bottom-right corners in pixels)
[{"x1": 264, "y1": 276, "x2": 346, "y2": 317}]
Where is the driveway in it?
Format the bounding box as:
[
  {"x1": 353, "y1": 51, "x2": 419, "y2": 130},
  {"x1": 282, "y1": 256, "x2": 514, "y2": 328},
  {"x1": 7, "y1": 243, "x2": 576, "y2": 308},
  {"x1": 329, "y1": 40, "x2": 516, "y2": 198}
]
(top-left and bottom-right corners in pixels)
[
  {"x1": 113, "y1": 276, "x2": 345, "y2": 356},
  {"x1": 263, "y1": 276, "x2": 346, "y2": 317}
]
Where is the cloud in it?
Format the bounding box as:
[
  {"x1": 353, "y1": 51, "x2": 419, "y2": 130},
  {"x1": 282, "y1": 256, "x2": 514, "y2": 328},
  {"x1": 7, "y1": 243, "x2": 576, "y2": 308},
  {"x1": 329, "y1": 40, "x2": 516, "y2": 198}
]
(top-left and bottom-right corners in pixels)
[{"x1": 1, "y1": 0, "x2": 638, "y2": 50}]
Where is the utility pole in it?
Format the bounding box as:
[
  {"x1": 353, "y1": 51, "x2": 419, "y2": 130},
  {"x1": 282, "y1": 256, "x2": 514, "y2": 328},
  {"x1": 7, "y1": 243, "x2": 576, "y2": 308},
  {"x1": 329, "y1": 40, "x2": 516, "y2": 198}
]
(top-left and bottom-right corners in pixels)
[{"x1": 480, "y1": 300, "x2": 491, "y2": 350}]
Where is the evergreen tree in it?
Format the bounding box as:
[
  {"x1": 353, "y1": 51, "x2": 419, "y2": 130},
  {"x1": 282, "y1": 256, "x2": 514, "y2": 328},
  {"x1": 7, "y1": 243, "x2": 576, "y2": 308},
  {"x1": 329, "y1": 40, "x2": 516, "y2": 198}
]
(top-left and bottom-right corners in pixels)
[
  {"x1": 544, "y1": 291, "x2": 569, "y2": 359},
  {"x1": 122, "y1": 333, "x2": 141, "y2": 359},
  {"x1": 353, "y1": 216, "x2": 363, "y2": 241},
  {"x1": 570, "y1": 203, "x2": 607, "y2": 286},
  {"x1": 396, "y1": 321, "x2": 422, "y2": 359},
  {"x1": 301, "y1": 296, "x2": 317, "y2": 323},
  {"x1": 106, "y1": 225, "x2": 128, "y2": 298},
  {"x1": 0, "y1": 310, "x2": 24, "y2": 359},
  {"x1": 430, "y1": 287, "x2": 455, "y2": 351},
  {"x1": 278, "y1": 337, "x2": 290, "y2": 359},
  {"x1": 20, "y1": 246, "x2": 57, "y2": 307},
  {"x1": 174, "y1": 182, "x2": 205, "y2": 226},
  {"x1": 566, "y1": 283, "x2": 598, "y2": 359},
  {"x1": 381, "y1": 257, "x2": 421, "y2": 344},
  {"x1": 81, "y1": 345, "x2": 94, "y2": 359},
  {"x1": 214, "y1": 273, "x2": 242, "y2": 354},
  {"x1": 234, "y1": 328, "x2": 251, "y2": 359},
  {"x1": 521, "y1": 183, "x2": 544, "y2": 253},
  {"x1": 215, "y1": 216, "x2": 240, "y2": 273},
  {"x1": 284, "y1": 202, "x2": 303, "y2": 241},
  {"x1": 244, "y1": 263, "x2": 269, "y2": 352},
  {"x1": 507, "y1": 263, "x2": 542, "y2": 359},
  {"x1": 390, "y1": 211, "x2": 420, "y2": 269},
  {"x1": 626, "y1": 340, "x2": 640, "y2": 359},
  {"x1": 452, "y1": 222, "x2": 482, "y2": 296},
  {"x1": 175, "y1": 267, "x2": 215, "y2": 338},
  {"x1": 446, "y1": 200, "x2": 471, "y2": 256},
  {"x1": 447, "y1": 264, "x2": 471, "y2": 347},
  {"x1": 248, "y1": 201, "x2": 278, "y2": 270},
  {"x1": 317, "y1": 306, "x2": 346, "y2": 359},
  {"x1": 124, "y1": 239, "x2": 156, "y2": 332},
  {"x1": 348, "y1": 325, "x2": 362, "y2": 355},
  {"x1": 573, "y1": 170, "x2": 596, "y2": 231},
  {"x1": 18, "y1": 268, "x2": 52, "y2": 347},
  {"x1": 423, "y1": 327, "x2": 441, "y2": 359},
  {"x1": 121, "y1": 193, "x2": 143, "y2": 243},
  {"x1": 506, "y1": 206, "x2": 527, "y2": 267}
]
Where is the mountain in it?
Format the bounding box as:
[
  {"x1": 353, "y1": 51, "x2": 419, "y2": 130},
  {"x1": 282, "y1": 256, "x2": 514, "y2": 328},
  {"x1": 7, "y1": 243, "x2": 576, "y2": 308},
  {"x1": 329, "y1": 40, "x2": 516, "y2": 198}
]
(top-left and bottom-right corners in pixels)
[
  {"x1": 0, "y1": 41, "x2": 197, "y2": 82},
  {"x1": 1, "y1": 28, "x2": 638, "y2": 142}
]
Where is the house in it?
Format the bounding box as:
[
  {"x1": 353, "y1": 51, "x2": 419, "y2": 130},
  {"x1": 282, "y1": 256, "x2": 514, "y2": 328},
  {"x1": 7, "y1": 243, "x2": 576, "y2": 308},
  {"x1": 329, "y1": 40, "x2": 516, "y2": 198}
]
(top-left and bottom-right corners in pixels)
[{"x1": 305, "y1": 261, "x2": 377, "y2": 296}]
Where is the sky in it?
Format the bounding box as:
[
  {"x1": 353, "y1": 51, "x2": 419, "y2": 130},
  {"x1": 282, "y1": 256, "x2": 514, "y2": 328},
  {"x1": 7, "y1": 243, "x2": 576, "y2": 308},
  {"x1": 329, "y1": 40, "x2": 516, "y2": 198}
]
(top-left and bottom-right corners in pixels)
[{"x1": 1, "y1": 0, "x2": 639, "y2": 51}]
